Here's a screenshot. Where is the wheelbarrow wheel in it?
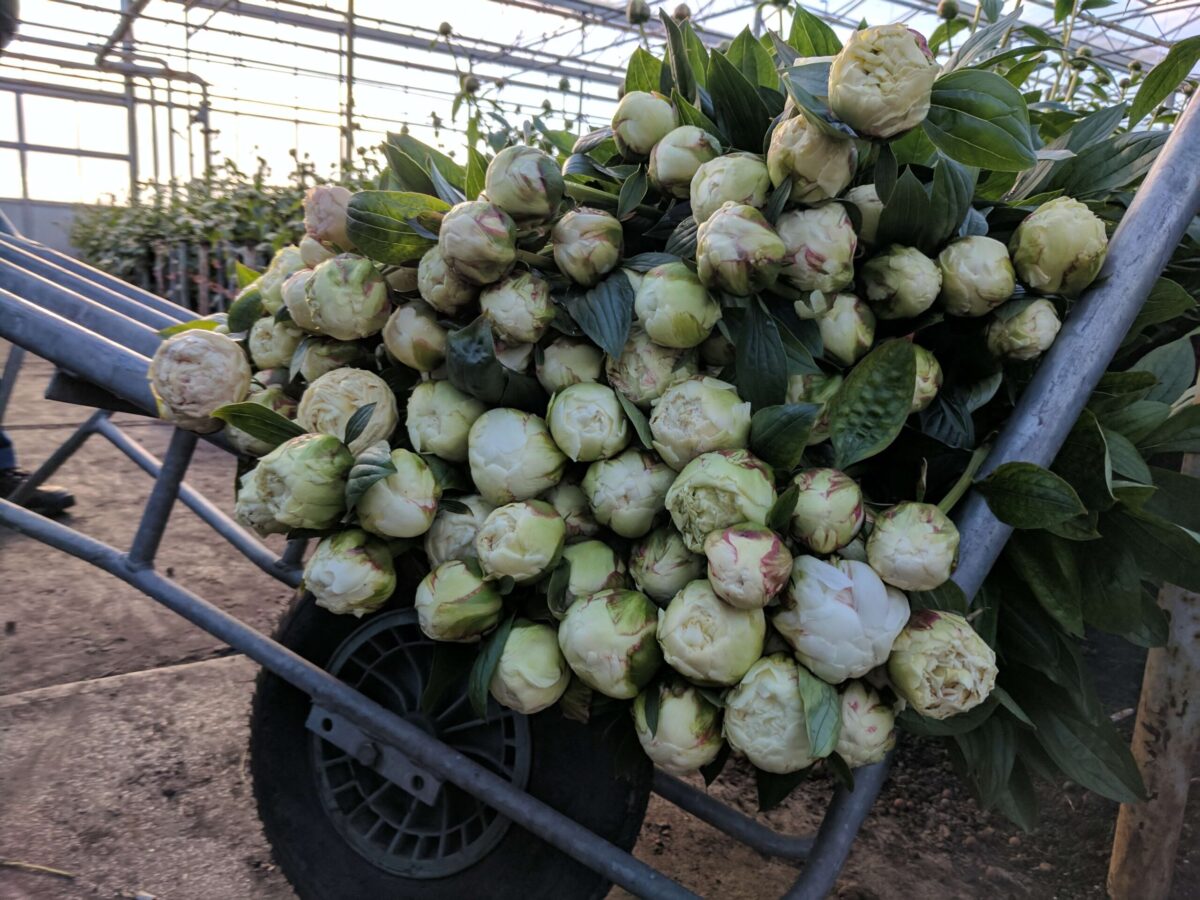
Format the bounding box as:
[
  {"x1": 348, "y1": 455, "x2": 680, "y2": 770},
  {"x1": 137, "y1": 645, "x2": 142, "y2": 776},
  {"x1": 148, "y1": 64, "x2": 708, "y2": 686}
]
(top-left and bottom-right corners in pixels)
[{"x1": 249, "y1": 592, "x2": 651, "y2": 900}]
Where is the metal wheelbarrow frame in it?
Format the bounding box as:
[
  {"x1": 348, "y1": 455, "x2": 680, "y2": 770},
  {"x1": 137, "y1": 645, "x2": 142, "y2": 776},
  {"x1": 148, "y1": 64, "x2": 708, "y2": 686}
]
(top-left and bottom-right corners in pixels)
[{"x1": 0, "y1": 98, "x2": 1197, "y2": 898}]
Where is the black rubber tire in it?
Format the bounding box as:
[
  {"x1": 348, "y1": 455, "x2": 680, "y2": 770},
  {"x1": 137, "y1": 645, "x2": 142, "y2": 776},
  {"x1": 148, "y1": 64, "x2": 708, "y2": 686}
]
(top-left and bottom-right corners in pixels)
[{"x1": 249, "y1": 592, "x2": 651, "y2": 900}]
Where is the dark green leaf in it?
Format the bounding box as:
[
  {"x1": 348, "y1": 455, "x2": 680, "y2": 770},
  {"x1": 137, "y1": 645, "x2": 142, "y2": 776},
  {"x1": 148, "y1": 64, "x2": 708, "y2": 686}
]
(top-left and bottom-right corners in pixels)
[
  {"x1": 1132, "y1": 337, "x2": 1196, "y2": 406},
  {"x1": 923, "y1": 70, "x2": 1037, "y2": 172},
  {"x1": 423, "y1": 454, "x2": 472, "y2": 493},
  {"x1": 750, "y1": 403, "x2": 821, "y2": 471},
  {"x1": 727, "y1": 27, "x2": 779, "y2": 90},
  {"x1": 876, "y1": 168, "x2": 933, "y2": 250},
  {"x1": 1121, "y1": 278, "x2": 1195, "y2": 348},
  {"x1": 625, "y1": 48, "x2": 663, "y2": 95},
  {"x1": 546, "y1": 557, "x2": 573, "y2": 620},
  {"x1": 1138, "y1": 406, "x2": 1200, "y2": 456},
  {"x1": 342, "y1": 403, "x2": 378, "y2": 449},
  {"x1": 1129, "y1": 36, "x2": 1200, "y2": 126},
  {"x1": 468, "y1": 614, "x2": 516, "y2": 719},
  {"x1": 788, "y1": 6, "x2": 842, "y2": 56},
  {"x1": 781, "y1": 68, "x2": 850, "y2": 140},
  {"x1": 828, "y1": 340, "x2": 917, "y2": 469},
  {"x1": 825, "y1": 752, "x2": 855, "y2": 791},
  {"x1": 756, "y1": 766, "x2": 812, "y2": 812},
  {"x1": 993, "y1": 687, "x2": 1034, "y2": 728},
  {"x1": 622, "y1": 252, "x2": 681, "y2": 272},
  {"x1": 347, "y1": 191, "x2": 449, "y2": 265},
  {"x1": 1087, "y1": 371, "x2": 1158, "y2": 416},
  {"x1": 875, "y1": 144, "x2": 898, "y2": 202},
  {"x1": 671, "y1": 89, "x2": 725, "y2": 142},
  {"x1": 897, "y1": 695, "x2": 998, "y2": 736},
  {"x1": 427, "y1": 155, "x2": 466, "y2": 205},
  {"x1": 664, "y1": 216, "x2": 699, "y2": 258},
  {"x1": 681, "y1": 22, "x2": 710, "y2": 91},
  {"x1": 1049, "y1": 411, "x2": 1114, "y2": 510},
  {"x1": 617, "y1": 166, "x2": 649, "y2": 219},
  {"x1": 644, "y1": 683, "x2": 662, "y2": 737},
  {"x1": 1104, "y1": 506, "x2": 1200, "y2": 592},
  {"x1": 158, "y1": 318, "x2": 221, "y2": 338},
  {"x1": 466, "y1": 147, "x2": 488, "y2": 201},
  {"x1": 763, "y1": 179, "x2": 792, "y2": 226},
  {"x1": 1055, "y1": 131, "x2": 1167, "y2": 199},
  {"x1": 446, "y1": 316, "x2": 548, "y2": 412},
  {"x1": 943, "y1": 8, "x2": 1024, "y2": 70},
  {"x1": 1045, "y1": 511, "x2": 1103, "y2": 541},
  {"x1": 1102, "y1": 427, "x2": 1151, "y2": 484},
  {"x1": 709, "y1": 51, "x2": 773, "y2": 152},
  {"x1": 767, "y1": 482, "x2": 800, "y2": 533},
  {"x1": 1054, "y1": 0, "x2": 1073, "y2": 23},
  {"x1": 928, "y1": 156, "x2": 978, "y2": 247},
  {"x1": 1077, "y1": 537, "x2": 1167, "y2": 645},
  {"x1": 954, "y1": 717, "x2": 1015, "y2": 809},
  {"x1": 388, "y1": 132, "x2": 466, "y2": 188},
  {"x1": 1010, "y1": 103, "x2": 1128, "y2": 201},
  {"x1": 1023, "y1": 685, "x2": 1145, "y2": 803},
  {"x1": 227, "y1": 285, "x2": 265, "y2": 334},
  {"x1": 1096, "y1": 400, "x2": 1171, "y2": 445},
  {"x1": 1145, "y1": 466, "x2": 1200, "y2": 532},
  {"x1": 420, "y1": 643, "x2": 475, "y2": 714},
  {"x1": 700, "y1": 742, "x2": 731, "y2": 786},
  {"x1": 796, "y1": 665, "x2": 841, "y2": 758},
  {"x1": 210, "y1": 402, "x2": 306, "y2": 451},
  {"x1": 994, "y1": 759, "x2": 1039, "y2": 832},
  {"x1": 735, "y1": 299, "x2": 788, "y2": 411},
  {"x1": 616, "y1": 389, "x2": 653, "y2": 449},
  {"x1": 345, "y1": 440, "x2": 397, "y2": 512},
  {"x1": 659, "y1": 10, "x2": 697, "y2": 105},
  {"x1": 573, "y1": 127, "x2": 615, "y2": 155},
  {"x1": 981, "y1": 0, "x2": 1003, "y2": 22},
  {"x1": 907, "y1": 581, "x2": 969, "y2": 614},
  {"x1": 1005, "y1": 531, "x2": 1084, "y2": 635},
  {"x1": 235, "y1": 261, "x2": 261, "y2": 288},
  {"x1": 561, "y1": 271, "x2": 635, "y2": 359},
  {"x1": 381, "y1": 141, "x2": 436, "y2": 195}
]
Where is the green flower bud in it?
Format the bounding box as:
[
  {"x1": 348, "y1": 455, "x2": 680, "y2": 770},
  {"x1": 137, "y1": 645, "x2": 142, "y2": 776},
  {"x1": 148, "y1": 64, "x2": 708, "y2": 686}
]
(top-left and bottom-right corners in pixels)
[
  {"x1": 382, "y1": 301, "x2": 447, "y2": 372},
  {"x1": 480, "y1": 271, "x2": 555, "y2": 344},
  {"x1": 776, "y1": 203, "x2": 858, "y2": 294},
  {"x1": 558, "y1": 589, "x2": 663, "y2": 698},
  {"x1": 296, "y1": 367, "x2": 399, "y2": 455},
  {"x1": 723, "y1": 654, "x2": 816, "y2": 774},
  {"x1": 665, "y1": 449, "x2": 777, "y2": 552},
  {"x1": 704, "y1": 523, "x2": 793, "y2": 609},
  {"x1": 888, "y1": 609, "x2": 998, "y2": 719},
  {"x1": 547, "y1": 382, "x2": 631, "y2": 462},
  {"x1": 845, "y1": 184, "x2": 884, "y2": 244},
  {"x1": 626, "y1": 0, "x2": 652, "y2": 25},
  {"x1": 226, "y1": 386, "x2": 298, "y2": 458},
  {"x1": 235, "y1": 433, "x2": 353, "y2": 535},
  {"x1": 696, "y1": 202, "x2": 786, "y2": 296},
  {"x1": 987, "y1": 298, "x2": 1062, "y2": 361},
  {"x1": 438, "y1": 200, "x2": 518, "y2": 286},
  {"x1": 424, "y1": 494, "x2": 493, "y2": 567},
  {"x1": 789, "y1": 467, "x2": 864, "y2": 554},
  {"x1": 836, "y1": 681, "x2": 897, "y2": 767},
  {"x1": 475, "y1": 499, "x2": 566, "y2": 583},
  {"x1": 649, "y1": 376, "x2": 751, "y2": 471},
  {"x1": 937, "y1": 236, "x2": 1016, "y2": 317},
  {"x1": 406, "y1": 380, "x2": 485, "y2": 463},
  {"x1": 581, "y1": 448, "x2": 677, "y2": 538},
  {"x1": 818, "y1": 294, "x2": 875, "y2": 366},
  {"x1": 766, "y1": 114, "x2": 857, "y2": 202},
  {"x1": 632, "y1": 680, "x2": 723, "y2": 774},
  {"x1": 605, "y1": 326, "x2": 700, "y2": 408},
  {"x1": 862, "y1": 245, "x2": 942, "y2": 319},
  {"x1": 938, "y1": 0, "x2": 959, "y2": 18},
  {"x1": 559, "y1": 539, "x2": 628, "y2": 612},
  {"x1": 829, "y1": 25, "x2": 938, "y2": 138},
  {"x1": 485, "y1": 145, "x2": 564, "y2": 224},
  {"x1": 629, "y1": 526, "x2": 705, "y2": 604},
  {"x1": 304, "y1": 529, "x2": 395, "y2": 617},
  {"x1": 415, "y1": 560, "x2": 504, "y2": 642},
  {"x1": 536, "y1": 336, "x2": 604, "y2": 394},
  {"x1": 249, "y1": 316, "x2": 303, "y2": 370},
  {"x1": 649, "y1": 126, "x2": 722, "y2": 199},
  {"x1": 774, "y1": 556, "x2": 909, "y2": 683},
  {"x1": 293, "y1": 338, "x2": 367, "y2": 383},
  {"x1": 867, "y1": 501, "x2": 960, "y2": 591},
  {"x1": 612, "y1": 90, "x2": 677, "y2": 157},
  {"x1": 417, "y1": 245, "x2": 479, "y2": 315},
  {"x1": 299, "y1": 234, "x2": 336, "y2": 268},
  {"x1": 358, "y1": 447, "x2": 441, "y2": 538},
  {"x1": 304, "y1": 185, "x2": 355, "y2": 251},
  {"x1": 912, "y1": 346, "x2": 942, "y2": 412},
  {"x1": 658, "y1": 579, "x2": 764, "y2": 686},
  {"x1": 689, "y1": 152, "x2": 770, "y2": 224},
  {"x1": 490, "y1": 619, "x2": 572, "y2": 714},
  {"x1": 305, "y1": 254, "x2": 391, "y2": 340},
  {"x1": 634, "y1": 262, "x2": 722, "y2": 349},
  {"x1": 551, "y1": 208, "x2": 623, "y2": 287},
  {"x1": 1010, "y1": 197, "x2": 1108, "y2": 297},
  {"x1": 258, "y1": 245, "x2": 306, "y2": 314},
  {"x1": 148, "y1": 330, "x2": 251, "y2": 433},
  {"x1": 282, "y1": 269, "x2": 318, "y2": 332},
  {"x1": 468, "y1": 408, "x2": 567, "y2": 505}
]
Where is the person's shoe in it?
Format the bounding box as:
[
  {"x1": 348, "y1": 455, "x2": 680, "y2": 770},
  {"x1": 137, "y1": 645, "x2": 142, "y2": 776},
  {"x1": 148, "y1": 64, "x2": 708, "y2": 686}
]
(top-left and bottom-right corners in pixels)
[{"x1": 0, "y1": 468, "x2": 76, "y2": 517}]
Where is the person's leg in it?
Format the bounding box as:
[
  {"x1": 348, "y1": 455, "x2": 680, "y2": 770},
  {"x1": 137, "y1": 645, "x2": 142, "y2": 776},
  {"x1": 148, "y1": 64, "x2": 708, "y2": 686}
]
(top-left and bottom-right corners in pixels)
[{"x1": 0, "y1": 428, "x2": 76, "y2": 516}]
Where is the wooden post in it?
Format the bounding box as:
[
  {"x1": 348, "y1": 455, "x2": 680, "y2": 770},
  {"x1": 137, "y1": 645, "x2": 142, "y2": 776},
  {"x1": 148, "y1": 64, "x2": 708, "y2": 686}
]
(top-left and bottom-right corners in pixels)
[{"x1": 1107, "y1": 423, "x2": 1200, "y2": 896}]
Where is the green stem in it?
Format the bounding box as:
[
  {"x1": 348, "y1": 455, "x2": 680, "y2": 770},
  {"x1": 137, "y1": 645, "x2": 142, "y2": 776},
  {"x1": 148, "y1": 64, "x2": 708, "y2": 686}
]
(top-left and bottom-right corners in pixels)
[
  {"x1": 563, "y1": 181, "x2": 659, "y2": 217},
  {"x1": 1048, "y1": 0, "x2": 1082, "y2": 100},
  {"x1": 970, "y1": 4, "x2": 982, "y2": 34},
  {"x1": 937, "y1": 444, "x2": 990, "y2": 515},
  {"x1": 515, "y1": 249, "x2": 558, "y2": 270}
]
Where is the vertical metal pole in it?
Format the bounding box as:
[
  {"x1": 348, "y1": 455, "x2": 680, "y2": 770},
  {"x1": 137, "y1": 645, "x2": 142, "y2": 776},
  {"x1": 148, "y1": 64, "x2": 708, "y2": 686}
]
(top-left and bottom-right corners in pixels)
[
  {"x1": 121, "y1": 0, "x2": 140, "y2": 200},
  {"x1": 281, "y1": 538, "x2": 307, "y2": 568},
  {"x1": 344, "y1": 0, "x2": 356, "y2": 167},
  {"x1": 0, "y1": 345, "x2": 25, "y2": 425},
  {"x1": 1107, "y1": 453, "x2": 1200, "y2": 898},
  {"x1": 14, "y1": 91, "x2": 30, "y2": 235},
  {"x1": 127, "y1": 427, "x2": 197, "y2": 569}
]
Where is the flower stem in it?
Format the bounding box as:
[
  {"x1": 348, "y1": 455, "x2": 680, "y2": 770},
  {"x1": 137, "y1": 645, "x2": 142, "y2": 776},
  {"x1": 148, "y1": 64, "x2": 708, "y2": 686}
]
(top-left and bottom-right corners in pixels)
[
  {"x1": 564, "y1": 181, "x2": 659, "y2": 217},
  {"x1": 937, "y1": 444, "x2": 990, "y2": 515},
  {"x1": 515, "y1": 249, "x2": 558, "y2": 271}
]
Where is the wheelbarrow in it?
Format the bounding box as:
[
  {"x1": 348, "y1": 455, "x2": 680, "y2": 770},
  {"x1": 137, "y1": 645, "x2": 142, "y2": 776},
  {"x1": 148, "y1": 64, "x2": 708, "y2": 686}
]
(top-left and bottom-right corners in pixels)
[{"x1": 1, "y1": 97, "x2": 1197, "y2": 898}]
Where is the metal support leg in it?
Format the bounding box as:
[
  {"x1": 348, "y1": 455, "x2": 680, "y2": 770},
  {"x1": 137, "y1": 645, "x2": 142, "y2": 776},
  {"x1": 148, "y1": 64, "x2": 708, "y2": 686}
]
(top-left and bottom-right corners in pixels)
[
  {"x1": 281, "y1": 538, "x2": 307, "y2": 567},
  {"x1": 0, "y1": 344, "x2": 25, "y2": 424},
  {"x1": 7, "y1": 410, "x2": 108, "y2": 504},
  {"x1": 127, "y1": 428, "x2": 197, "y2": 569}
]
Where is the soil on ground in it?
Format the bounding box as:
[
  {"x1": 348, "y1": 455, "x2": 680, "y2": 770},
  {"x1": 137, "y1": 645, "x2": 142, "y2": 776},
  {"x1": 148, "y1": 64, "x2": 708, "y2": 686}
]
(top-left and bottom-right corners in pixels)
[{"x1": 1, "y1": 352, "x2": 1196, "y2": 900}]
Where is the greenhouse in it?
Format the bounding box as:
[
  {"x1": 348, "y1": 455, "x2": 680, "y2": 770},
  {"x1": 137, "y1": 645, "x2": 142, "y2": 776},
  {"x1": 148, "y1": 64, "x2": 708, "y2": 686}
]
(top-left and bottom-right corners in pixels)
[{"x1": 0, "y1": 1, "x2": 1198, "y2": 898}]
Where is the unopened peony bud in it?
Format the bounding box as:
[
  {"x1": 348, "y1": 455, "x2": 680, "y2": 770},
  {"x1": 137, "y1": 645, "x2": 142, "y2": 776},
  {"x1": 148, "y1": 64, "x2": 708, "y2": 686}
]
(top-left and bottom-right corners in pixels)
[
  {"x1": 304, "y1": 185, "x2": 356, "y2": 251},
  {"x1": 703, "y1": 523, "x2": 793, "y2": 609},
  {"x1": 888, "y1": 609, "x2": 997, "y2": 719},
  {"x1": 552, "y1": 208, "x2": 623, "y2": 287},
  {"x1": 776, "y1": 203, "x2": 857, "y2": 294},
  {"x1": 612, "y1": 90, "x2": 677, "y2": 157},
  {"x1": 1009, "y1": 197, "x2": 1108, "y2": 298},
  {"x1": 862, "y1": 245, "x2": 942, "y2": 319},
  {"x1": 866, "y1": 501, "x2": 959, "y2": 591},
  {"x1": 438, "y1": 200, "x2": 518, "y2": 286},
  {"x1": 789, "y1": 467, "x2": 864, "y2": 554},
  {"x1": 937, "y1": 236, "x2": 1016, "y2": 317},
  {"x1": 485, "y1": 145, "x2": 564, "y2": 225},
  {"x1": 696, "y1": 202, "x2": 786, "y2": 296},
  {"x1": 766, "y1": 114, "x2": 857, "y2": 202},
  {"x1": 828, "y1": 25, "x2": 938, "y2": 138},
  {"x1": 817, "y1": 294, "x2": 875, "y2": 366},
  {"x1": 417, "y1": 245, "x2": 479, "y2": 315},
  {"x1": 649, "y1": 126, "x2": 722, "y2": 198},
  {"x1": 690, "y1": 153, "x2": 771, "y2": 224},
  {"x1": 986, "y1": 298, "x2": 1062, "y2": 361}
]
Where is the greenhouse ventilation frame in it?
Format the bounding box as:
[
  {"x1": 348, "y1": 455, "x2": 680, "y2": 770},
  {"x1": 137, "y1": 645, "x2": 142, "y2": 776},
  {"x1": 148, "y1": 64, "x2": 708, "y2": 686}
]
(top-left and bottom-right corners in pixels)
[{"x1": 1, "y1": 97, "x2": 1198, "y2": 898}]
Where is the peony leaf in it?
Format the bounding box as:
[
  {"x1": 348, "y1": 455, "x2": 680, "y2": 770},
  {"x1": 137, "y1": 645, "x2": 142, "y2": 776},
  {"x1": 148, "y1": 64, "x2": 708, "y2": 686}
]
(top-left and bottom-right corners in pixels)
[
  {"x1": 787, "y1": 6, "x2": 841, "y2": 56},
  {"x1": 235, "y1": 260, "x2": 261, "y2": 288},
  {"x1": 211, "y1": 402, "x2": 306, "y2": 451},
  {"x1": 346, "y1": 190, "x2": 449, "y2": 266},
  {"x1": 734, "y1": 299, "x2": 788, "y2": 412},
  {"x1": 828, "y1": 340, "x2": 916, "y2": 469},
  {"x1": 1129, "y1": 35, "x2": 1200, "y2": 127},
  {"x1": 923, "y1": 70, "x2": 1037, "y2": 172},
  {"x1": 226, "y1": 285, "x2": 265, "y2": 334},
  {"x1": 560, "y1": 270, "x2": 635, "y2": 359},
  {"x1": 342, "y1": 403, "x2": 378, "y2": 449},
  {"x1": 624, "y1": 47, "x2": 663, "y2": 95},
  {"x1": 468, "y1": 614, "x2": 516, "y2": 720},
  {"x1": 445, "y1": 316, "x2": 547, "y2": 412},
  {"x1": 345, "y1": 440, "x2": 396, "y2": 513},
  {"x1": 795, "y1": 664, "x2": 841, "y2": 759},
  {"x1": 750, "y1": 403, "x2": 821, "y2": 471},
  {"x1": 978, "y1": 462, "x2": 1089, "y2": 529}
]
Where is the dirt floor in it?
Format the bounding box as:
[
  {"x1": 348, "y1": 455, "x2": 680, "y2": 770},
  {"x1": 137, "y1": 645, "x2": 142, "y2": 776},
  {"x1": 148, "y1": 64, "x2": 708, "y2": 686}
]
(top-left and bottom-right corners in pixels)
[{"x1": 1, "y1": 352, "x2": 1197, "y2": 900}]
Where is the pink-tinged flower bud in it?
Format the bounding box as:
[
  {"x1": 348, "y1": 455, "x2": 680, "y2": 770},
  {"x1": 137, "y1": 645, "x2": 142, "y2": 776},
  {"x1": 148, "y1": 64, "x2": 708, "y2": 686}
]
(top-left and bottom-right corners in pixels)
[
  {"x1": 862, "y1": 245, "x2": 942, "y2": 319},
  {"x1": 789, "y1": 467, "x2": 864, "y2": 554},
  {"x1": 552, "y1": 208, "x2": 623, "y2": 287},
  {"x1": 866, "y1": 501, "x2": 959, "y2": 591},
  {"x1": 835, "y1": 681, "x2": 896, "y2": 767},
  {"x1": 304, "y1": 185, "x2": 356, "y2": 251},
  {"x1": 649, "y1": 126, "x2": 722, "y2": 199},
  {"x1": 438, "y1": 200, "x2": 518, "y2": 286},
  {"x1": 888, "y1": 609, "x2": 997, "y2": 719},
  {"x1": 766, "y1": 113, "x2": 857, "y2": 202},
  {"x1": 696, "y1": 201, "x2": 786, "y2": 297},
  {"x1": 632, "y1": 680, "x2": 723, "y2": 774},
  {"x1": 690, "y1": 152, "x2": 771, "y2": 224},
  {"x1": 1009, "y1": 197, "x2": 1107, "y2": 298},
  {"x1": 776, "y1": 203, "x2": 857, "y2": 294},
  {"x1": 703, "y1": 523, "x2": 793, "y2": 609}
]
